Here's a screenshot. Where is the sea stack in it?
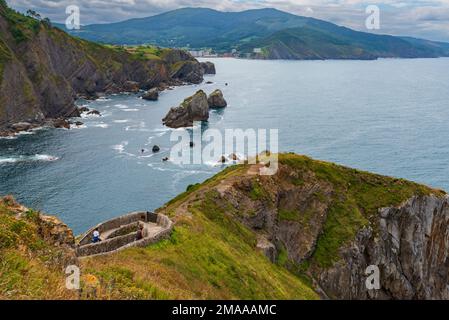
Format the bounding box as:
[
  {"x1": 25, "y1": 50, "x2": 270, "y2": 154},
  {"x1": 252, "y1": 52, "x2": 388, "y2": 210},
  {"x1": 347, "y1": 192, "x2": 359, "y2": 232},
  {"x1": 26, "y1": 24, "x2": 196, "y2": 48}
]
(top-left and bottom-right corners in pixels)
[
  {"x1": 207, "y1": 89, "x2": 227, "y2": 108},
  {"x1": 162, "y1": 90, "x2": 209, "y2": 128}
]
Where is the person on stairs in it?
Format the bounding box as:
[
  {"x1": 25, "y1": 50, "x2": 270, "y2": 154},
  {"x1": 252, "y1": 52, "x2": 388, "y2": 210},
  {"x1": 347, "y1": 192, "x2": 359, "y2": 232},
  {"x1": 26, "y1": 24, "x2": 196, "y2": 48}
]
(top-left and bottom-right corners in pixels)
[
  {"x1": 136, "y1": 225, "x2": 144, "y2": 241},
  {"x1": 92, "y1": 228, "x2": 101, "y2": 243}
]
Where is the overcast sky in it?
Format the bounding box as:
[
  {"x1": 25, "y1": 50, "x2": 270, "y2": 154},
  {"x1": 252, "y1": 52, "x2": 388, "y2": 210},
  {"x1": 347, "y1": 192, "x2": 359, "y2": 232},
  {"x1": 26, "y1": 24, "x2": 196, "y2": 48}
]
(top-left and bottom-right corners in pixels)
[{"x1": 7, "y1": 0, "x2": 449, "y2": 42}]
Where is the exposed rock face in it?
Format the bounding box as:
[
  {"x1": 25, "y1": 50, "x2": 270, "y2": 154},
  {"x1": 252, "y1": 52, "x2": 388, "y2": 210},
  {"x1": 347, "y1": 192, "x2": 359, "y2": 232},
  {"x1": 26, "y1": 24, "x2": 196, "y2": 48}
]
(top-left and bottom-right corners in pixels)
[
  {"x1": 39, "y1": 214, "x2": 76, "y2": 248},
  {"x1": 318, "y1": 195, "x2": 449, "y2": 300},
  {"x1": 0, "y1": 4, "x2": 207, "y2": 135},
  {"x1": 170, "y1": 61, "x2": 204, "y2": 84},
  {"x1": 200, "y1": 61, "x2": 216, "y2": 75},
  {"x1": 142, "y1": 88, "x2": 159, "y2": 101},
  {"x1": 208, "y1": 89, "x2": 227, "y2": 108},
  {"x1": 162, "y1": 90, "x2": 209, "y2": 128},
  {"x1": 190, "y1": 155, "x2": 449, "y2": 300}
]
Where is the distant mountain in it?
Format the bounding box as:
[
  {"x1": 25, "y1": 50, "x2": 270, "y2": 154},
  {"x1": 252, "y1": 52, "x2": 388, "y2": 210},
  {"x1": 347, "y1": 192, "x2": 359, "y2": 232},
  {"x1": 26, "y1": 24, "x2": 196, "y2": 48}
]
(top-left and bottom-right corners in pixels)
[{"x1": 61, "y1": 7, "x2": 449, "y2": 60}]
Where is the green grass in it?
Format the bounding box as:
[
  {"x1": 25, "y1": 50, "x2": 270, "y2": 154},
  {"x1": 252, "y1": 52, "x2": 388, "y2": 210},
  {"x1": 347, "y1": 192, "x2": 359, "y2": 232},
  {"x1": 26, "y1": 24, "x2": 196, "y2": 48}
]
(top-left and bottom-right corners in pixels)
[
  {"x1": 278, "y1": 153, "x2": 444, "y2": 268},
  {"x1": 0, "y1": 197, "x2": 76, "y2": 299},
  {"x1": 83, "y1": 183, "x2": 318, "y2": 300}
]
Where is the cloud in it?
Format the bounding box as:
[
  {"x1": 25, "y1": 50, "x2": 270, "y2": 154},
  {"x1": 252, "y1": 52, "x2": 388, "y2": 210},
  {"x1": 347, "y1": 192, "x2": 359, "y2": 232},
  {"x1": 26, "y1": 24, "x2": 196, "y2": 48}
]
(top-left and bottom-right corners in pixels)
[{"x1": 6, "y1": 0, "x2": 449, "y2": 41}]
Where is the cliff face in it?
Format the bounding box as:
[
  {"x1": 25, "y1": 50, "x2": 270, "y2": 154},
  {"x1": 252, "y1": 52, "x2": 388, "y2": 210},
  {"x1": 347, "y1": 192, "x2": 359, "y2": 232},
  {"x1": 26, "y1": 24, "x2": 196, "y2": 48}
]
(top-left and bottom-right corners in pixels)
[
  {"x1": 319, "y1": 195, "x2": 449, "y2": 299},
  {"x1": 3, "y1": 154, "x2": 449, "y2": 300},
  {"x1": 0, "y1": 196, "x2": 77, "y2": 299},
  {"x1": 166, "y1": 154, "x2": 449, "y2": 300},
  {"x1": 0, "y1": 3, "x2": 208, "y2": 133}
]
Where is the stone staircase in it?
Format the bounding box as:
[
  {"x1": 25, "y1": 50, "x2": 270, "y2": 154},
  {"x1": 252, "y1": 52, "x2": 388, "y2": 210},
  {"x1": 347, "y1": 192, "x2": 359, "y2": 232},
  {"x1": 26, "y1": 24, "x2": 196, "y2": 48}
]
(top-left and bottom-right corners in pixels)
[{"x1": 76, "y1": 211, "x2": 173, "y2": 258}]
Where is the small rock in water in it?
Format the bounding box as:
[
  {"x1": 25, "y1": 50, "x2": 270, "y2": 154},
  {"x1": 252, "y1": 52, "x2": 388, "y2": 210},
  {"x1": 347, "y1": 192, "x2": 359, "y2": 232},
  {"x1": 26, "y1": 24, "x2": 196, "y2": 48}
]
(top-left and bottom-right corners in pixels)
[
  {"x1": 229, "y1": 153, "x2": 239, "y2": 161},
  {"x1": 208, "y1": 89, "x2": 227, "y2": 108},
  {"x1": 53, "y1": 119, "x2": 71, "y2": 129},
  {"x1": 142, "y1": 88, "x2": 159, "y2": 101},
  {"x1": 87, "y1": 110, "x2": 101, "y2": 116},
  {"x1": 219, "y1": 155, "x2": 227, "y2": 164},
  {"x1": 162, "y1": 157, "x2": 169, "y2": 162},
  {"x1": 190, "y1": 141, "x2": 195, "y2": 148},
  {"x1": 152, "y1": 145, "x2": 160, "y2": 153}
]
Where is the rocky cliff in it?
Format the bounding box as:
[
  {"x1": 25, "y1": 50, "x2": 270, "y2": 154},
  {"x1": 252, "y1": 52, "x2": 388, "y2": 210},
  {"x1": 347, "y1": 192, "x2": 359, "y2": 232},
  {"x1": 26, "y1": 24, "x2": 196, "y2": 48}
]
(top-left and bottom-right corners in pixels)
[
  {"x1": 0, "y1": 2, "x2": 210, "y2": 135},
  {"x1": 154, "y1": 153, "x2": 449, "y2": 300},
  {"x1": 162, "y1": 90, "x2": 210, "y2": 128},
  {"x1": 2, "y1": 153, "x2": 449, "y2": 300},
  {"x1": 0, "y1": 196, "x2": 77, "y2": 299}
]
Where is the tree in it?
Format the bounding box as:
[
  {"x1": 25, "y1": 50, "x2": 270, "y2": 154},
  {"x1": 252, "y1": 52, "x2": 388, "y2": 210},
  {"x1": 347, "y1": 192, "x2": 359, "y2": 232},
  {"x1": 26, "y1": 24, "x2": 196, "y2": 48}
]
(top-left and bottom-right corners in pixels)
[
  {"x1": 42, "y1": 17, "x2": 52, "y2": 28},
  {"x1": 26, "y1": 9, "x2": 41, "y2": 20}
]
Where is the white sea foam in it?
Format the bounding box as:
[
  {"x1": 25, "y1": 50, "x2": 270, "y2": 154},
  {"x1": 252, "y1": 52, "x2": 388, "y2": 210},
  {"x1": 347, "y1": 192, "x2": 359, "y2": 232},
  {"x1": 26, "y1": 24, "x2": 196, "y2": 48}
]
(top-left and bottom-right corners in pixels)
[
  {"x1": 0, "y1": 154, "x2": 59, "y2": 164},
  {"x1": 96, "y1": 97, "x2": 111, "y2": 102},
  {"x1": 113, "y1": 120, "x2": 130, "y2": 123},
  {"x1": 122, "y1": 108, "x2": 139, "y2": 112},
  {"x1": 112, "y1": 141, "x2": 128, "y2": 153},
  {"x1": 93, "y1": 123, "x2": 109, "y2": 128}
]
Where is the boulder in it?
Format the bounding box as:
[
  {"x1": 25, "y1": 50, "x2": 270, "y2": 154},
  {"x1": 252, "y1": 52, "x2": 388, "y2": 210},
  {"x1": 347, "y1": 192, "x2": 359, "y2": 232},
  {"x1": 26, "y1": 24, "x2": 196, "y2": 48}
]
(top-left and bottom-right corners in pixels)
[
  {"x1": 208, "y1": 89, "x2": 227, "y2": 108},
  {"x1": 87, "y1": 110, "x2": 101, "y2": 116},
  {"x1": 142, "y1": 88, "x2": 159, "y2": 101},
  {"x1": 52, "y1": 118, "x2": 71, "y2": 129},
  {"x1": 200, "y1": 61, "x2": 216, "y2": 75},
  {"x1": 162, "y1": 90, "x2": 209, "y2": 128},
  {"x1": 152, "y1": 145, "x2": 160, "y2": 153},
  {"x1": 78, "y1": 106, "x2": 90, "y2": 113},
  {"x1": 123, "y1": 81, "x2": 140, "y2": 93}
]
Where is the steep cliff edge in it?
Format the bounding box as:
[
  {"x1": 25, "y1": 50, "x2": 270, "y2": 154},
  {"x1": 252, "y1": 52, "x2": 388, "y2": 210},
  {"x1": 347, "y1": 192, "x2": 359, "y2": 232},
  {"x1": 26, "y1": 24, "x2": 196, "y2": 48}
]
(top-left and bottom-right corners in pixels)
[
  {"x1": 0, "y1": 196, "x2": 77, "y2": 299},
  {"x1": 2, "y1": 153, "x2": 449, "y2": 300},
  {"x1": 0, "y1": 2, "x2": 209, "y2": 135},
  {"x1": 154, "y1": 153, "x2": 449, "y2": 300}
]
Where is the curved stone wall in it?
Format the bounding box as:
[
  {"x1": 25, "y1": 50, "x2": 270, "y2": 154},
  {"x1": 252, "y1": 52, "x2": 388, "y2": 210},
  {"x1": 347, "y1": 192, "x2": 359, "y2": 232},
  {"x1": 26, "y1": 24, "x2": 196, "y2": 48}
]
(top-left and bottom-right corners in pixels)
[{"x1": 76, "y1": 212, "x2": 173, "y2": 257}]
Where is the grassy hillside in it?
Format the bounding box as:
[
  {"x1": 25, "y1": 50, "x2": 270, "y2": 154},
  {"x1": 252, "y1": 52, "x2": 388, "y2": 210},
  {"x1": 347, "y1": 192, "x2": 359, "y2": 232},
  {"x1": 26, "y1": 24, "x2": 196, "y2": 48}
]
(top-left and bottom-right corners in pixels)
[
  {"x1": 0, "y1": 197, "x2": 76, "y2": 299},
  {"x1": 1, "y1": 153, "x2": 445, "y2": 299},
  {"x1": 61, "y1": 7, "x2": 449, "y2": 59}
]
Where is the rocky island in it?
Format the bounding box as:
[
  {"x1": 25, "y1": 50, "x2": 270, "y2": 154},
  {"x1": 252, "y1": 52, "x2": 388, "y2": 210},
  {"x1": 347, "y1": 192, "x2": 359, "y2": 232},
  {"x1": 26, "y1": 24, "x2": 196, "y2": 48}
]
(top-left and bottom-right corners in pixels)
[{"x1": 163, "y1": 89, "x2": 227, "y2": 128}]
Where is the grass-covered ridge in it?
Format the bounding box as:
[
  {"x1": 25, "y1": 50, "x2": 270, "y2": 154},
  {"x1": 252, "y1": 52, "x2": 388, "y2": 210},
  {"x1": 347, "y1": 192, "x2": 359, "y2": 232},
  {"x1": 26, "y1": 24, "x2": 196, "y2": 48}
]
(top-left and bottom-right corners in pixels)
[
  {"x1": 82, "y1": 164, "x2": 317, "y2": 299},
  {"x1": 278, "y1": 153, "x2": 445, "y2": 268},
  {"x1": 0, "y1": 197, "x2": 76, "y2": 300},
  {"x1": 1, "y1": 153, "x2": 444, "y2": 299}
]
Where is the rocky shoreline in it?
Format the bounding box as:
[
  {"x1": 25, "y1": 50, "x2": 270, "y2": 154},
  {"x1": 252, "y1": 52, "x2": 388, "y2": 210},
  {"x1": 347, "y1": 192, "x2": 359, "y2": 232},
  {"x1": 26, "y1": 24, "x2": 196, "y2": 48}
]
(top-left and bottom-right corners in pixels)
[
  {"x1": 0, "y1": 4, "x2": 216, "y2": 138},
  {"x1": 0, "y1": 66, "x2": 217, "y2": 138}
]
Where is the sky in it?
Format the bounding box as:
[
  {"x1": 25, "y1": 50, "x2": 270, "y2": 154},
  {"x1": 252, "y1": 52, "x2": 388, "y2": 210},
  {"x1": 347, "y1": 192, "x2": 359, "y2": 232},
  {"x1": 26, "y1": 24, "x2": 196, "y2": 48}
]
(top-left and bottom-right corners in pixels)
[{"x1": 7, "y1": 0, "x2": 449, "y2": 42}]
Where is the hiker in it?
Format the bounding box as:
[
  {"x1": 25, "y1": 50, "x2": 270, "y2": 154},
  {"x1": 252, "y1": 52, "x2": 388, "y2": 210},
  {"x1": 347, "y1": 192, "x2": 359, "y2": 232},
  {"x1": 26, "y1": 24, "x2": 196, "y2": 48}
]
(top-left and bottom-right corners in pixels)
[
  {"x1": 136, "y1": 225, "x2": 144, "y2": 241},
  {"x1": 92, "y1": 228, "x2": 101, "y2": 243}
]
